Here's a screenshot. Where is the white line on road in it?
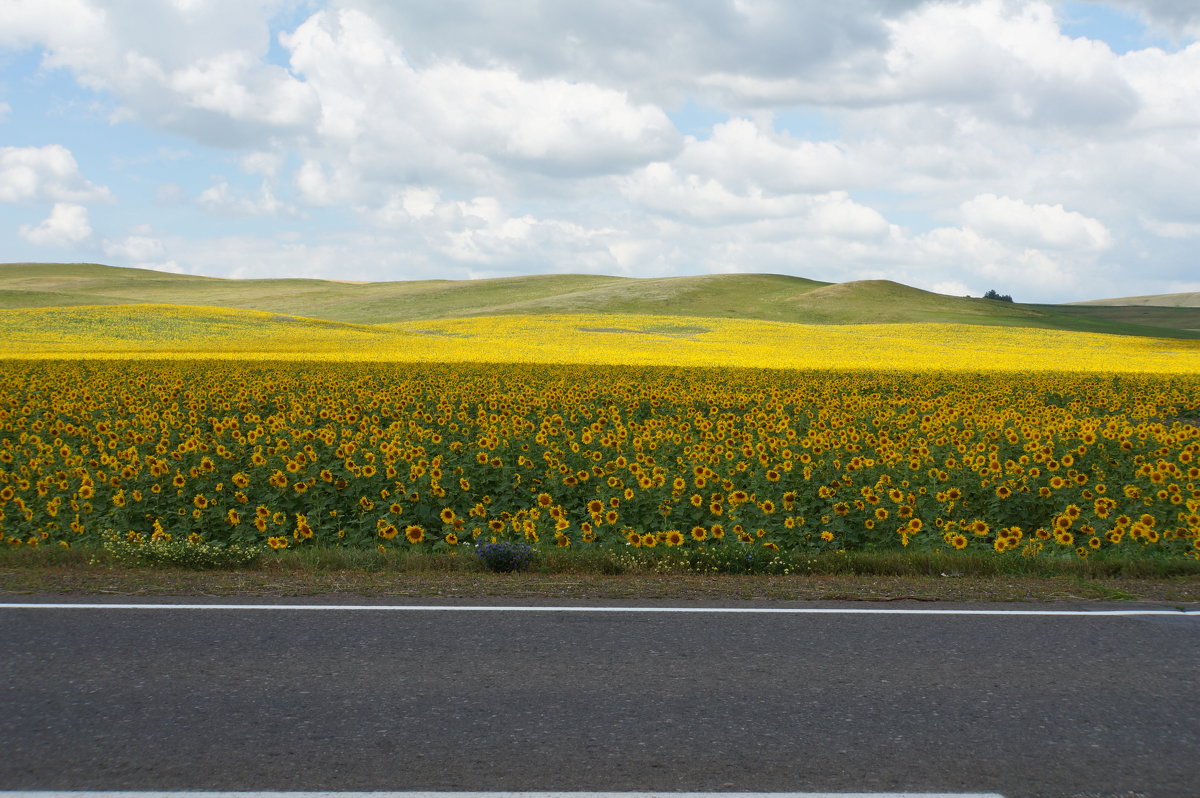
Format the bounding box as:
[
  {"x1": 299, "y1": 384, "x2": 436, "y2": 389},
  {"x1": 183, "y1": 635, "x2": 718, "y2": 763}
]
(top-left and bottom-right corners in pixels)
[
  {"x1": 0, "y1": 787, "x2": 1012, "y2": 792},
  {"x1": 0, "y1": 602, "x2": 1195, "y2": 616}
]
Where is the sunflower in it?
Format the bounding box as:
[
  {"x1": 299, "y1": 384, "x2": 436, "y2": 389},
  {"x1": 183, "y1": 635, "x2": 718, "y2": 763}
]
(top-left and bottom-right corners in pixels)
[
  {"x1": 439, "y1": 508, "x2": 457, "y2": 524},
  {"x1": 690, "y1": 526, "x2": 707, "y2": 541},
  {"x1": 267, "y1": 536, "x2": 288, "y2": 549},
  {"x1": 664, "y1": 530, "x2": 684, "y2": 546},
  {"x1": 405, "y1": 525, "x2": 426, "y2": 543}
]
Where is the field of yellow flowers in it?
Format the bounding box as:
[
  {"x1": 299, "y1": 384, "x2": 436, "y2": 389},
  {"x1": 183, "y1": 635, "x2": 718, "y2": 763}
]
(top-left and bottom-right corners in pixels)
[
  {"x1": 2, "y1": 359, "x2": 1197, "y2": 561},
  {"x1": 4, "y1": 304, "x2": 1200, "y2": 372}
]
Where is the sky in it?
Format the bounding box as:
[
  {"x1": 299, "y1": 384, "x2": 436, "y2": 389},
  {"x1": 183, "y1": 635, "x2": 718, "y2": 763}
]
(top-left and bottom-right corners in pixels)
[{"x1": 2, "y1": 0, "x2": 1200, "y2": 303}]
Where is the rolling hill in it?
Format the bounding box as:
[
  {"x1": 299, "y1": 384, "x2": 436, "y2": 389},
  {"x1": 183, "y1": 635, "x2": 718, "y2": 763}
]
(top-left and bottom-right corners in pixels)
[
  {"x1": 1069, "y1": 290, "x2": 1200, "y2": 307},
  {"x1": 0, "y1": 262, "x2": 1197, "y2": 339}
]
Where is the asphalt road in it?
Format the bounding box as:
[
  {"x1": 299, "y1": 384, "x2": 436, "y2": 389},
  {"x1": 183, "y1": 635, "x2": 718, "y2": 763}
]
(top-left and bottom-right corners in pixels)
[{"x1": 1, "y1": 599, "x2": 1198, "y2": 798}]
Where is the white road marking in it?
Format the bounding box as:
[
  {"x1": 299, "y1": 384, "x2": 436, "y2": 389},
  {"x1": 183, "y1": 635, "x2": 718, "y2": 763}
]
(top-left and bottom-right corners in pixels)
[
  {"x1": 0, "y1": 787, "x2": 1012, "y2": 792},
  {"x1": 0, "y1": 602, "x2": 1195, "y2": 616}
]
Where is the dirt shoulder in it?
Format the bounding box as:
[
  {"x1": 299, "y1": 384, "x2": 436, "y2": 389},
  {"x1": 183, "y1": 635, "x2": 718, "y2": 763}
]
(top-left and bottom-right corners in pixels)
[{"x1": 3, "y1": 567, "x2": 1198, "y2": 604}]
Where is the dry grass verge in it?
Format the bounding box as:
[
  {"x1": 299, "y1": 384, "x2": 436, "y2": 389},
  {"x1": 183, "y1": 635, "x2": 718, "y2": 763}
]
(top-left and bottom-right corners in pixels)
[{"x1": 1, "y1": 545, "x2": 1197, "y2": 603}]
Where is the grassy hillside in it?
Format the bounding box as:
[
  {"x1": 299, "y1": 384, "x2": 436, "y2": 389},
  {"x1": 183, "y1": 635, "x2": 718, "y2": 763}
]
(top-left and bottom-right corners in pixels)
[
  {"x1": 0, "y1": 262, "x2": 1197, "y2": 339},
  {"x1": 1069, "y1": 290, "x2": 1200, "y2": 307},
  {"x1": 0, "y1": 263, "x2": 829, "y2": 324}
]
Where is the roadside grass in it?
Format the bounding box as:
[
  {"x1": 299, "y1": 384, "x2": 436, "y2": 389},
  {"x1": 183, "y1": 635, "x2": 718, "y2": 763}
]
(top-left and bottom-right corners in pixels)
[{"x1": 3, "y1": 545, "x2": 1197, "y2": 603}]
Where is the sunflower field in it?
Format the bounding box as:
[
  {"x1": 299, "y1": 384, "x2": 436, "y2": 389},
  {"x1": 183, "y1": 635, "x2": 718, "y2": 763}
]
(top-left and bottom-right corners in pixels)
[{"x1": 2, "y1": 359, "x2": 1197, "y2": 561}]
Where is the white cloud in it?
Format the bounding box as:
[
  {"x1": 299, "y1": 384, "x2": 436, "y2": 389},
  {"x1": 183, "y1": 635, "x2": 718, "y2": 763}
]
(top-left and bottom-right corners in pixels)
[
  {"x1": 361, "y1": 189, "x2": 621, "y2": 271},
  {"x1": 931, "y1": 279, "x2": 972, "y2": 296},
  {"x1": 1117, "y1": 42, "x2": 1200, "y2": 130},
  {"x1": 1139, "y1": 215, "x2": 1200, "y2": 239},
  {"x1": 239, "y1": 151, "x2": 284, "y2": 178},
  {"x1": 960, "y1": 193, "x2": 1113, "y2": 251},
  {"x1": 1110, "y1": 0, "x2": 1200, "y2": 39},
  {"x1": 102, "y1": 233, "x2": 166, "y2": 263},
  {"x1": 343, "y1": 0, "x2": 919, "y2": 106},
  {"x1": 197, "y1": 179, "x2": 296, "y2": 217},
  {"x1": 281, "y1": 7, "x2": 681, "y2": 189},
  {"x1": 18, "y1": 202, "x2": 93, "y2": 247},
  {"x1": 673, "y1": 118, "x2": 861, "y2": 194},
  {"x1": 620, "y1": 160, "x2": 891, "y2": 239},
  {"x1": 0, "y1": 145, "x2": 111, "y2": 203},
  {"x1": 4, "y1": 1, "x2": 1200, "y2": 302},
  {"x1": 0, "y1": 0, "x2": 319, "y2": 147}
]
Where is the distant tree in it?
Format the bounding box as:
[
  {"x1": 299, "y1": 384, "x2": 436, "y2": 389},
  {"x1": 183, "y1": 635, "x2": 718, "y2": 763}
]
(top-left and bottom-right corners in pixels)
[{"x1": 983, "y1": 289, "x2": 1013, "y2": 302}]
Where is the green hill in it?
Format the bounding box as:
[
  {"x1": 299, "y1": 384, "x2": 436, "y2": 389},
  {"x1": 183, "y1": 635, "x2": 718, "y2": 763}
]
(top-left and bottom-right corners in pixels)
[
  {"x1": 0, "y1": 262, "x2": 1197, "y2": 339},
  {"x1": 1069, "y1": 290, "x2": 1200, "y2": 308}
]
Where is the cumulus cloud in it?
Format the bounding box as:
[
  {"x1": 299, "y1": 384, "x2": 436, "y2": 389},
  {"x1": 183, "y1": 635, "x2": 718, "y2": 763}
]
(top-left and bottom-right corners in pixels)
[
  {"x1": 1110, "y1": 0, "x2": 1200, "y2": 38},
  {"x1": 1139, "y1": 216, "x2": 1200, "y2": 239},
  {"x1": 342, "y1": 0, "x2": 922, "y2": 106},
  {"x1": 281, "y1": 7, "x2": 680, "y2": 187},
  {"x1": 19, "y1": 202, "x2": 94, "y2": 247},
  {"x1": 0, "y1": 0, "x2": 319, "y2": 147},
  {"x1": 672, "y1": 118, "x2": 861, "y2": 195},
  {"x1": 102, "y1": 231, "x2": 166, "y2": 263},
  {"x1": 4, "y1": 0, "x2": 1200, "y2": 301},
  {"x1": 960, "y1": 194, "x2": 1113, "y2": 251},
  {"x1": 197, "y1": 180, "x2": 297, "y2": 217},
  {"x1": 0, "y1": 145, "x2": 111, "y2": 203}
]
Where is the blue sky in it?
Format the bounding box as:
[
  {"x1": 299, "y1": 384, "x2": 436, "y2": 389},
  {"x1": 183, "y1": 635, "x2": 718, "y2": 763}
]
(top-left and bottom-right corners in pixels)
[{"x1": 2, "y1": 0, "x2": 1200, "y2": 302}]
